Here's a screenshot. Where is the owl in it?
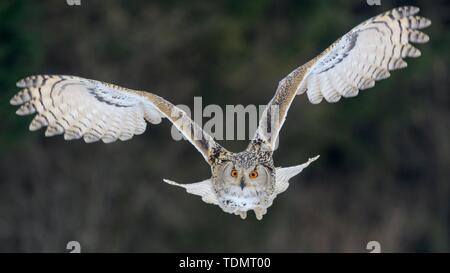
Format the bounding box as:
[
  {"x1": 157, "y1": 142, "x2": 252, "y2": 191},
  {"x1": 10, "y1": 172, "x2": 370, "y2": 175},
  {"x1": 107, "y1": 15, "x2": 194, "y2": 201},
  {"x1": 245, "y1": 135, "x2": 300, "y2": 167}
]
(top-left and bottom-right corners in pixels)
[{"x1": 10, "y1": 6, "x2": 431, "y2": 220}]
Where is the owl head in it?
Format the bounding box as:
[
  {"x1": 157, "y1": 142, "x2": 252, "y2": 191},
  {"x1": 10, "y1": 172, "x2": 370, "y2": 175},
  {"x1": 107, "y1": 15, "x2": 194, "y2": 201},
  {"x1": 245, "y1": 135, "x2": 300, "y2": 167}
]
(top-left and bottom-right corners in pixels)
[
  {"x1": 164, "y1": 153, "x2": 319, "y2": 220},
  {"x1": 210, "y1": 150, "x2": 275, "y2": 219}
]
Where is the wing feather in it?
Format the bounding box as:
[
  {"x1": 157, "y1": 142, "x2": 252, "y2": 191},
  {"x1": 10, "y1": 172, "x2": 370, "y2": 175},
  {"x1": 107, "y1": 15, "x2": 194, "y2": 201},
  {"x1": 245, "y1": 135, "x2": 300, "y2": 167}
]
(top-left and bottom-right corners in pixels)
[
  {"x1": 11, "y1": 75, "x2": 224, "y2": 164},
  {"x1": 252, "y1": 6, "x2": 430, "y2": 150}
]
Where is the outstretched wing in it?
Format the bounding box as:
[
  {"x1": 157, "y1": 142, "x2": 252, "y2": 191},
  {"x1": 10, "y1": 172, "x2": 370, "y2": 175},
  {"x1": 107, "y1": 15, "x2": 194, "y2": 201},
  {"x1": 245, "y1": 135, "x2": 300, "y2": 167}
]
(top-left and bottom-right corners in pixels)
[
  {"x1": 10, "y1": 75, "x2": 224, "y2": 164},
  {"x1": 163, "y1": 178, "x2": 218, "y2": 205},
  {"x1": 274, "y1": 155, "x2": 320, "y2": 196},
  {"x1": 252, "y1": 6, "x2": 431, "y2": 150}
]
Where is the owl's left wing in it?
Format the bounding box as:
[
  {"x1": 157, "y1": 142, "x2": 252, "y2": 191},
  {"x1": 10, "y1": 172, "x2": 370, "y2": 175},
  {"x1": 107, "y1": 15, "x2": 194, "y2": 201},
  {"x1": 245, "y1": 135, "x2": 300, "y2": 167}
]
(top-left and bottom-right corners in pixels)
[
  {"x1": 10, "y1": 75, "x2": 224, "y2": 164},
  {"x1": 252, "y1": 6, "x2": 431, "y2": 150},
  {"x1": 274, "y1": 155, "x2": 320, "y2": 196}
]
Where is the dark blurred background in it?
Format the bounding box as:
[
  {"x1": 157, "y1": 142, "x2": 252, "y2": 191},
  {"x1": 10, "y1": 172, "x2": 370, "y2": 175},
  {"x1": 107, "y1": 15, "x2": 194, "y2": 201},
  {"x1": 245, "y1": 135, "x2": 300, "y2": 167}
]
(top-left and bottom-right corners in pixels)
[{"x1": 0, "y1": 0, "x2": 449, "y2": 252}]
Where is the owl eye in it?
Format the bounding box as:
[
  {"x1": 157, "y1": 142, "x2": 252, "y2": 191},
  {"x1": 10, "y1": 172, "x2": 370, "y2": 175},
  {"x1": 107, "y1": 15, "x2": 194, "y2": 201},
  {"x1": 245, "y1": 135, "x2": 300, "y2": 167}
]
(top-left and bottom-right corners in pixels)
[
  {"x1": 231, "y1": 169, "x2": 238, "y2": 178},
  {"x1": 249, "y1": 170, "x2": 258, "y2": 179}
]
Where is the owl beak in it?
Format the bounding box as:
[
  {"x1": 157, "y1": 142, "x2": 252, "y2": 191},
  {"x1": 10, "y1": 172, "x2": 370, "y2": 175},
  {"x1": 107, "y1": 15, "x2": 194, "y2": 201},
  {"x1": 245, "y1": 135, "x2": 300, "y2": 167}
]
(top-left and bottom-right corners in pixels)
[{"x1": 239, "y1": 177, "x2": 246, "y2": 190}]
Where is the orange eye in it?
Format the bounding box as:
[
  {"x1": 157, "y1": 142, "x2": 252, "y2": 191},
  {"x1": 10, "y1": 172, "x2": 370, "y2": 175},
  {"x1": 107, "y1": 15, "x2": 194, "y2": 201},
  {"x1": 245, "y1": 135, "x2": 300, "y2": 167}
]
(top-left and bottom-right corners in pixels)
[
  {"x1": 249, "y1": 170, "x2": 258, "y2": 179},
  {"x1": 231, "y1": 169, "x2": 238, "y2": 178}
]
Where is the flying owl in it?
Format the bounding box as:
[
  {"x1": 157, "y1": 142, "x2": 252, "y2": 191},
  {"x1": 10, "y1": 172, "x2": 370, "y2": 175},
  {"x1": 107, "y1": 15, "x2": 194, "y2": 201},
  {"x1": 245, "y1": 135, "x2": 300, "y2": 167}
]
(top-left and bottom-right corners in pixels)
[{"x1": 10, "y1": 6, "x2": 431, "y2": 220}]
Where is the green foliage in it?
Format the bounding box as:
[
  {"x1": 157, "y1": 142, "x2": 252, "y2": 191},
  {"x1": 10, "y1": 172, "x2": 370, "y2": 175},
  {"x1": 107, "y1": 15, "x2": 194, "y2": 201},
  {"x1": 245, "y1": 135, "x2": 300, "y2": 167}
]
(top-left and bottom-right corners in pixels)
[{"x1": 0, "y1": 0, "x2": 41, "y2": 148}]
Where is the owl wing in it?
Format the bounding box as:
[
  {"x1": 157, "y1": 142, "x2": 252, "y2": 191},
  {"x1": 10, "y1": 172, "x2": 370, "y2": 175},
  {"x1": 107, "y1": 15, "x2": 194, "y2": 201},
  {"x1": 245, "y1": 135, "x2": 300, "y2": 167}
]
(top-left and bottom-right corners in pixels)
[
  {"x1": 252, "y1": 6, "x2": 431, "y2": 150},
  {"x1": 10, "y1": 75, "x2": 223, "y2": 164},
  {"x1": 163, "y1": 178, "x2": 218, "y2": 205},
  {"x1": 274, "y1": 155, "x2": 320, "y2": 196}
]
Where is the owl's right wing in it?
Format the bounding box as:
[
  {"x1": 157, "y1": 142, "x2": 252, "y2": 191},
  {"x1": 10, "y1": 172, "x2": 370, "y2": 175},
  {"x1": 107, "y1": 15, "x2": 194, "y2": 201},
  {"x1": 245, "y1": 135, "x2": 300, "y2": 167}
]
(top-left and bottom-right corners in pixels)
[{"x1": 10, "y1": 75, "x2": 224, "y2": 164}]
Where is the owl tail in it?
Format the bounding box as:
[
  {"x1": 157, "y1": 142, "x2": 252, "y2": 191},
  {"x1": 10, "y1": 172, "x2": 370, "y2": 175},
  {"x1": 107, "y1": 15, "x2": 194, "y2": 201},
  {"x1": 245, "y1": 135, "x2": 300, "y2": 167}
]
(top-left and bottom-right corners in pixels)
[{"x1": 274, "y1": 155, "x2": 320, "y2": 196}]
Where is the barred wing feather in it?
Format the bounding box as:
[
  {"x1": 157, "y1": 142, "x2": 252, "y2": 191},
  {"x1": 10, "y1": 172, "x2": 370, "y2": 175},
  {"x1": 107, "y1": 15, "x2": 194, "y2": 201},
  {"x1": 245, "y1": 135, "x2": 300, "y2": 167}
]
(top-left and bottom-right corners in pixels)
[{"x1": 10, "y1": 75, "x2": 222, "y2": 163}]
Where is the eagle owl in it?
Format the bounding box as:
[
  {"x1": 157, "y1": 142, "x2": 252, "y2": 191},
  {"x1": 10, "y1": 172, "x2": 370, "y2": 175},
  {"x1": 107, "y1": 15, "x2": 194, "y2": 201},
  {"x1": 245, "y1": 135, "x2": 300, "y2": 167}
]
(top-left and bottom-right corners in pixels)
[{"x1": 10, "y1": 7, "x2": 431, "y2": 220}]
